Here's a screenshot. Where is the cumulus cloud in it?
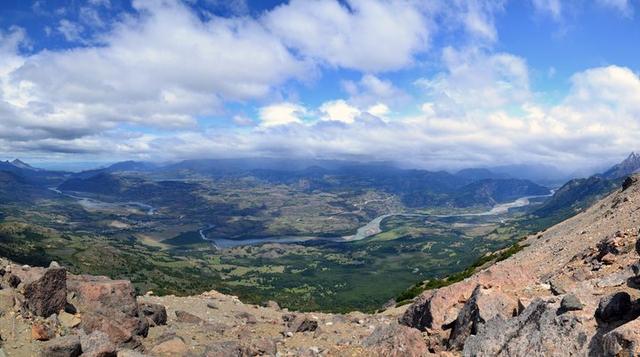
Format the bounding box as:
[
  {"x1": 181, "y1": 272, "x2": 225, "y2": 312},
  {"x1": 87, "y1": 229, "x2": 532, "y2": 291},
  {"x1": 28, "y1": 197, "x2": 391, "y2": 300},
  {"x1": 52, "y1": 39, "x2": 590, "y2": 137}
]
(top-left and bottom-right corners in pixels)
[
  {"x1": 258, "y1": 102, "x2": 307, "y2": 127},
  {"x1": 264, "y1": 0, "x2": 432, "y2": 72},
  {"x1": 0, "y1": 0, "x2": 308, "y2": 142}
]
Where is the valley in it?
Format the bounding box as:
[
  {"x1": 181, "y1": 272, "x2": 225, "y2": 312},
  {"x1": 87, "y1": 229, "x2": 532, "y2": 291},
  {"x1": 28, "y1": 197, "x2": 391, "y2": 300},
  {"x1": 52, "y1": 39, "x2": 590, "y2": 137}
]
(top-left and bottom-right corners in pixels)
[{"x1": 0, "y1": 155, "x2": 634, "y2": 312}]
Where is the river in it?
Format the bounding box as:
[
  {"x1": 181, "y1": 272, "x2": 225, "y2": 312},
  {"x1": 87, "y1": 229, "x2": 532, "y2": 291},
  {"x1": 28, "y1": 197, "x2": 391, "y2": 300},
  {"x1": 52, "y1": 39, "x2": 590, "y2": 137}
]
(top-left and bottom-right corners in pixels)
[{"x1": 201, "y1": 192, "x2": 553, "y2": 249}]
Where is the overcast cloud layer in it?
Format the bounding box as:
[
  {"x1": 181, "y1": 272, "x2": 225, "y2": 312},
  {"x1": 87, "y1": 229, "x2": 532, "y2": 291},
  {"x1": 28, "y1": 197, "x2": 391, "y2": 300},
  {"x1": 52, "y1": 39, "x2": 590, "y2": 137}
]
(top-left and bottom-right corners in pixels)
[{"x1": 0, "y1": 0, "x2": 639, "y2": 171}]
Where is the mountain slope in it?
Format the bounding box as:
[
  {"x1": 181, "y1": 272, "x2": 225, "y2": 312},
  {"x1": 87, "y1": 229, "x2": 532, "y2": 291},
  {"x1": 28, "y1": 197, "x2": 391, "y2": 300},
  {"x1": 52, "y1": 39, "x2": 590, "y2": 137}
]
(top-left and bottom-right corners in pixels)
[{"x1": 602, "y1": 151, "x2": 640, "y2": 179}]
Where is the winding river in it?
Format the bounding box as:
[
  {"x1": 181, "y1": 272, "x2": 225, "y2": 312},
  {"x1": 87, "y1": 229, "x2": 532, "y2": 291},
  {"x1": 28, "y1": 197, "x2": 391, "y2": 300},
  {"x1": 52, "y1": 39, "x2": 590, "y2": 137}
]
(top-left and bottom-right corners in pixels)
[{"x1": 202, "y1": 192, "x2": 553, "y2": 249}]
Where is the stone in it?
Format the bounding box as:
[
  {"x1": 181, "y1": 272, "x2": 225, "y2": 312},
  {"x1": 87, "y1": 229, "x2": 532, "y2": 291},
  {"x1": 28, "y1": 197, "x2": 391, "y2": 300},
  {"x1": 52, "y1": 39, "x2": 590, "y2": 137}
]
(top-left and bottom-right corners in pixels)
[
  {"x1": 602, "y1": 318, "x2": 640, "y2": 356},
  {"x1": 139, "y1": 302, "x2": 167, "y2": 326},
  {"x1": 362, "y1": 323, "x2": 429, "y2": 357},
  {"x1": 59, "y1": 311, "x2": 81, "y2": 328},
  {"x1": 67, "y1": 275, "x2": 138, "y2": 316},
  {"x1": 463, "y1": 299, "x2": 589, "y2": 356},
  {"x1": 287, "y1": 314, "x2": 318, "y2": 333},
  {"x1": 23, "y1": 268, "x2": 67, "y2": 317},
  {"x1": 80, "y1": 312, "x2": 148, "y2": 348},
  {"x1": 32, "y1": 322, "x2": 53, "y2": 341},
  {"x1": 601, "y1": 253, "x2": 616, "y2": 265},
  {"x1": 236, "y1": 311, "x2": 257, "y2": 324},
  {"x1": 204, "y1": 341, "x2": 247, "y2": 357},
  {"x1": 622, "y1": 176, "x2": 637, "y2": 191},
  {"x1": 264, "y1": 300, "x2": 280, "y2": 310},
  {"x1": 206, "y1": 301, "x2": 218, "y2": 309},
  {"x1": 175, "y1": 310, "x2": 204, "y2": 324},
  {"x1": 39, "y1": 335, "x2": 82, "y2": 357},
  {"x1": 596, "y1": 292, "x2": 632, "y2": 323},
  {"x1": 80, "y1": 331, "x2": 117, "y2": 357},
  {"x1": 150, "y1": 336, "x2": 188, "y2": 356},
  {"x1": 7, "y1": 274, "x2": 21, "y2": 288},
  {"x1": 548, "y1": 278, "x2": 567, "y2": 296},
  {"x1": 560, "y1": 294, "x2": 584, "y2": 313},
  {"x1": 447, "y1": 285, "x2": 518, "y2": 350}
]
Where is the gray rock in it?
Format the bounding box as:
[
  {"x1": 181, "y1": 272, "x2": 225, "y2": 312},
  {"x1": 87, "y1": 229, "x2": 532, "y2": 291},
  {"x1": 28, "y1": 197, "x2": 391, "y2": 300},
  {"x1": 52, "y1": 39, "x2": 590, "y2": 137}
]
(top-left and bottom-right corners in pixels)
[
  {"x1": 363, "y1": 323, "x2": 429, "y2": 357},
  {"x1": 602, "y1": 318, "x2": 640, "y2": 356},
  {"x1": 39, "y1": 335, "x2": 82, "y2": 357},
  {"x1": 139, "y1": 302, "x2": 167, "y2": 326},
  {"x1": 560, "y1": 294, "x2": 584, "y2": 312},
  {"x1": 287, "y1": 314, "x2": 318, "y2": 333},
  {"x1": 448, "y1": 285, "x2": 518, "y2": 350},
  {"x1": 175, "y1": 310, "x2": 204, "y2": 324},
  {"x1": 596, "y1": 292, "x2": 632, "y2": 323},
  {"x1": 80, "y1": 331, "x2": 116, "y2": 357},
  {"x1": 398, "y1": 292, "x2": 434, "y2": 331},
  {"x1": 463, "y1": 299, "x2": 589, "y2": 356}
]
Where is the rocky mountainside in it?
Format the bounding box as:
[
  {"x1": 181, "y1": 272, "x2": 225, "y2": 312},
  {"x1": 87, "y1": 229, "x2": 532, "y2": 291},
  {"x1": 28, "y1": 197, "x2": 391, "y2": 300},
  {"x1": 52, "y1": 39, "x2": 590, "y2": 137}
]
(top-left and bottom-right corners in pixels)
[
  {"x1": 602, "y1": 152, "x2": 640, "y2": 179},
  {"x1": 3, "y1": 175, "x2": 640, "y2": 356}
]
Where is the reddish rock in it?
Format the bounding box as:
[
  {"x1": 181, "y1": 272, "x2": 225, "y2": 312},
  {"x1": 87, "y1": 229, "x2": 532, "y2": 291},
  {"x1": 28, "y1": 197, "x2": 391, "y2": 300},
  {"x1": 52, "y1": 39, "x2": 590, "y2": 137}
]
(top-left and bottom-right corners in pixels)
[
  {"x1": 23, "y1": 267, "x2": 67, "y2": 317},
  {"x1": 67, "y1": 275, "x2": 138, "y2": 316},
  {"x1": 150, "y1": 336, "x2": 189, "y2": 356},
  {"x1": 31, "y1": 322, "x2": 53, "y2": 341},
  {"x1": 80, "y1": 312, "x2": 148, "y2": 348}
]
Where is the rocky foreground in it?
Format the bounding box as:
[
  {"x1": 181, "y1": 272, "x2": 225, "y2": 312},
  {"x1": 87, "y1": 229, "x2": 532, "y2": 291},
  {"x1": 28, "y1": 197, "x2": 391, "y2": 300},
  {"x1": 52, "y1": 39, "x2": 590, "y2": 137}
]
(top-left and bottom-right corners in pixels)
[{"x1": 4, "y1": 176, "x2": 640, "y2": 356}]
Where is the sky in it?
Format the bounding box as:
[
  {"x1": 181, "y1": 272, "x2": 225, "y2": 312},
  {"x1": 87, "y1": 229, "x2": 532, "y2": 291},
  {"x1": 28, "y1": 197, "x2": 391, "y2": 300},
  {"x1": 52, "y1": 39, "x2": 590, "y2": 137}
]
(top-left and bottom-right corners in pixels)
[{"x1": 0, "y1": 0, "x2": 639, "y2": 172}]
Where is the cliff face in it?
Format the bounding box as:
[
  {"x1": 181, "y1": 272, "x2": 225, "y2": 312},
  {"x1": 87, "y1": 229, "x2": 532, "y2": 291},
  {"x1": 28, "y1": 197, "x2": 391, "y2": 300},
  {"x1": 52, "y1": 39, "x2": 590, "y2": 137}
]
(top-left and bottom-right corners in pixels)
[{"x1": 3, "y1": 175, "x2": 640, "y2": 356}]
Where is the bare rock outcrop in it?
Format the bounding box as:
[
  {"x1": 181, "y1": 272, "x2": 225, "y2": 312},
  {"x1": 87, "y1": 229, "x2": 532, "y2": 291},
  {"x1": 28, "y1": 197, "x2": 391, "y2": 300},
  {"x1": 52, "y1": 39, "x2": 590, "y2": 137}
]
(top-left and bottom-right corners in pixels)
[
  {"x1": 447, "y1": 285, "x2": 518, "y2": 350},
  {"x1": 463, "y1": 299, "x2": 589, "y2": 356}
]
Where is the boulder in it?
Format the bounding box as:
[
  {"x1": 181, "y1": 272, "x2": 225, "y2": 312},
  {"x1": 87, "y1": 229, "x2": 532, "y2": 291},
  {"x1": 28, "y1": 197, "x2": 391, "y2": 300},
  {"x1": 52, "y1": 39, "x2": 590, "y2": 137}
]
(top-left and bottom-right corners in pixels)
[
  {"x1": 7, "y1": 274, "x2": 20, "y2": 288},
  {"x1": 447, "y1": 285, "x2": 518, "y2": 350},
  {"x1": 602, "y1": 318, "x2": 640, "y2": 356},
  {"x1": 23, "y1": 268, "x2": 67, "y2": 317},
  {"x1": 80, "y1": 331, "x2": 117, "y2": 357},
  {"x1": 39, "y1": 335, "x2": 82, "y2": 357},
  {"x1": 287, "y1": 314, "x2": 318, "y2": 333},
  {"x1": 236, "y1": 311, "x2": 257, "y2": 324},
  {"x1": 362, "y1": 323, "x2": 429, "y2": 357},
  {"x1": 175, "y1": 310, "x2": 204, "y2": 324},
  {"x1": 139, "y1": 303, "x2": 167, "y2": 326},
  {"x1": 264, "y1": 300, "x2": 280, "y2": 310},
  {"x1": 150, "y1": 335, "x2": 189, "y2": 356},
  {"x1": 560, "y1": 294, "x2": 584, "y2": 313},
  {"x1": 596, "y1": 292, "x2": 632, "y2": 323},
  {"x1": 463, "y1": 299, "x2": 589, "y2": 356},
  {"x1": 80, "y1": 312, "x2": 148, "y2": 348},
  {"x1": 67, "y1": 275, "x2": 138, "y2": 316}
]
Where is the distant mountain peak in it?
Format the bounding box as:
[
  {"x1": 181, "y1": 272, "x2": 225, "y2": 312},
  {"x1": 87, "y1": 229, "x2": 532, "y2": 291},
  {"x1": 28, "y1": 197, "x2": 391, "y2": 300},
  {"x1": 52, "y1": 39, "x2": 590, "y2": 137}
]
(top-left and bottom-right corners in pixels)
[
  {"x1": 602, "y1": 151, "x2": 640, "y2": 179},
  {"x1": 10, "y1": 159, "x2": 37, "y2": 170}
]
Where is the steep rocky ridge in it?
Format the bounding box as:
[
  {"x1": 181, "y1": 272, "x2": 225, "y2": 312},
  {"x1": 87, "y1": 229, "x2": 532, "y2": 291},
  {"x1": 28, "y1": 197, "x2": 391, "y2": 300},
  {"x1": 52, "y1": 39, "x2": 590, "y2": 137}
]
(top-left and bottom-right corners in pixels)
[{"x1": 3, "y1": 175, "x2": 640, "y2": 356}]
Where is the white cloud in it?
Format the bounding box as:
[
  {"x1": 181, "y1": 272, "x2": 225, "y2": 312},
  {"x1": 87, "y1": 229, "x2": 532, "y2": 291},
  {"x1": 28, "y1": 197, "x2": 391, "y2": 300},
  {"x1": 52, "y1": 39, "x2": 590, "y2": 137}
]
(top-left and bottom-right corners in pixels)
[
  {"x1": 0, "y1": 0, "x2": 308, "y2": 140},
  {"x1": 319, "y1": 100, "x2": 361, "y2": 123},
  {"x1": 259, "y1": 102, "x2": 307, "y2": 127},
  {"x1": 367, "y1": 103, "x2": 390, "y2": 117},
  {"x1": 57, "y1": 20, "x2": 84, "y2": 42},
  {"x1": 264, "y1": 0, "x2": 431, "y2": 72}
]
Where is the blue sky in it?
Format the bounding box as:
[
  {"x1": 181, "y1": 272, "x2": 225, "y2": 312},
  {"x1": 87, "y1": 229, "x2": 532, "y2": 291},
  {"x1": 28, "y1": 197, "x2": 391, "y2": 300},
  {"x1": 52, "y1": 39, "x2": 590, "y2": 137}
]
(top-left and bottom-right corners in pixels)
[{"x1": 0, "y1": 0, "x2": 639, "y2": 171}]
